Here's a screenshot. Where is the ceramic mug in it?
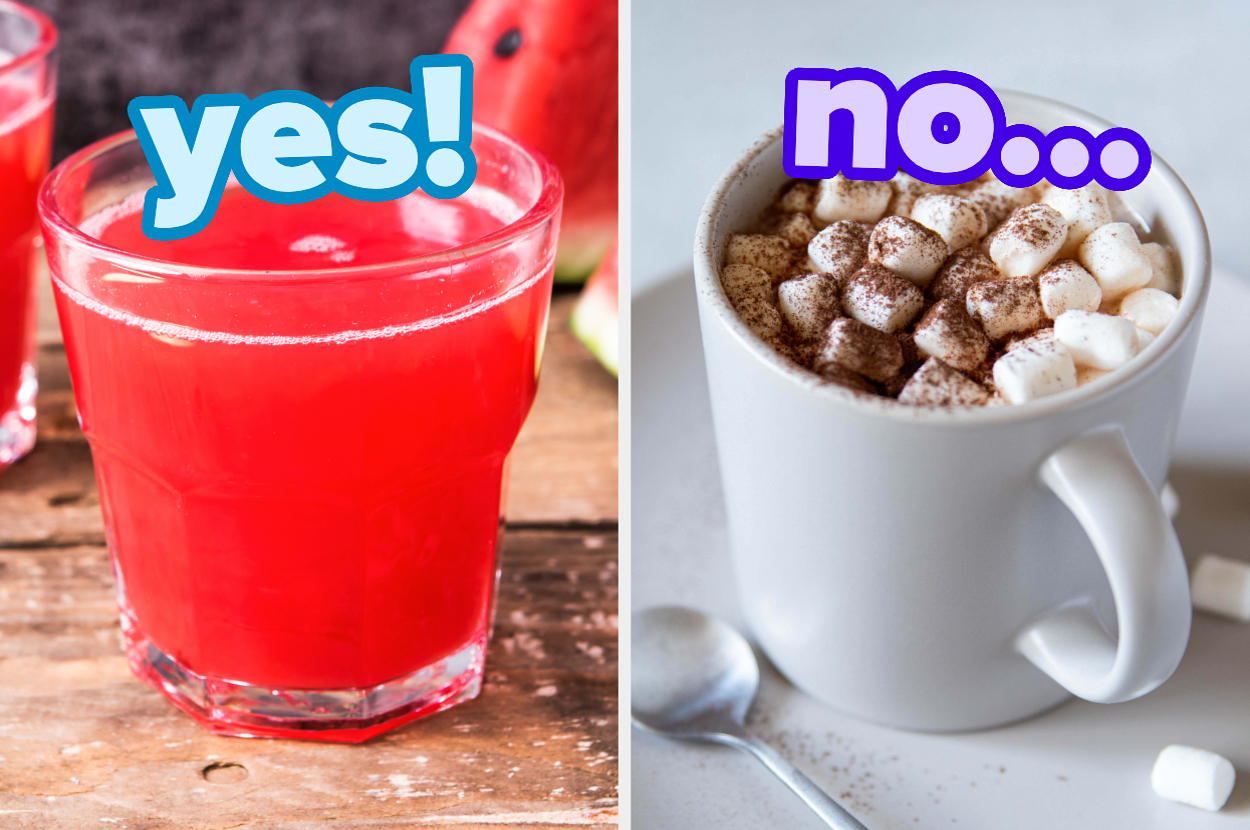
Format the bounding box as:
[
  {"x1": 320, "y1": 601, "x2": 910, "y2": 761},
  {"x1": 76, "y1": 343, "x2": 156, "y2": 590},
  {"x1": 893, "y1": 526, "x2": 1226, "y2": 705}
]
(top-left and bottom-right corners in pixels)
[{"x1": 692, "y1": 91, "x2": 1211, "y2": 731}]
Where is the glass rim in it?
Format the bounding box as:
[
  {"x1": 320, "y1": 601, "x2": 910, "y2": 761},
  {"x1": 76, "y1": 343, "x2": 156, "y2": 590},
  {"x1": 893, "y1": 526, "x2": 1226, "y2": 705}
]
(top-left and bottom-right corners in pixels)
[
  {"x1": 38, "y1": 122, "x2": 564, "y2": 283},
  {"x1": 0, "y1": 0, "x2": 58, "y2": 76}
]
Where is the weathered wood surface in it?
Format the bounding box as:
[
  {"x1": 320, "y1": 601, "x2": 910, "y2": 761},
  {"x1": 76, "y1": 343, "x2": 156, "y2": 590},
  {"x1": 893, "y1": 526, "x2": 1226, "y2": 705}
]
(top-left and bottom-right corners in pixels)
[{"x1": 0, "y1": 284, "x2": 620, "y2": 827}]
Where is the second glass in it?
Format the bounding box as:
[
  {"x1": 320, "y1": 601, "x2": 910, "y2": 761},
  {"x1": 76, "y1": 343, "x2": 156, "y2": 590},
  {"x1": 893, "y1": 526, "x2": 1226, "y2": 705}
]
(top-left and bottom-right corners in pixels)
[
  {"x1": 39, "y1": 125, "x2": 562, "y2": 742},
  {"x1": 0, "y1": 0, "x2": 56, "y2": 468}
]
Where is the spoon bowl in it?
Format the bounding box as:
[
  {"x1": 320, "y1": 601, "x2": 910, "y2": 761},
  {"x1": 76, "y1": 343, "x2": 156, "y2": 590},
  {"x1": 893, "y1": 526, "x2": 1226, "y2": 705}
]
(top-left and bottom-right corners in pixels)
[
  {"x1": 632, "y1": 605, "x2": 758, "y2": 735},
  {"x1": 631, "y1": 605, "x2": 871, "y2": 830}
]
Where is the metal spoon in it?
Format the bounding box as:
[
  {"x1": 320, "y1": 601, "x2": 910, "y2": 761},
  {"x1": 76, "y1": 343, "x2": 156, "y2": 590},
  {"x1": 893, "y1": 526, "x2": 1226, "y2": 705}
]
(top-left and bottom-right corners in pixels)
[{"x1": 632, "y1": 605, "x2": 870, "y2": 830}]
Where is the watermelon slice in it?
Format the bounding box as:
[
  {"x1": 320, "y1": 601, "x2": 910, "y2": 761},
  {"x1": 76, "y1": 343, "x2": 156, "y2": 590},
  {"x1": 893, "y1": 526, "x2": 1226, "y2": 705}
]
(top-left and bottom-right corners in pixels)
[
  {"x1": 570, "y1": 233, "x2": 618, "y2": 375},
  {"x1": 444, "y1": 0, "x2": 618, "y2": 282}
]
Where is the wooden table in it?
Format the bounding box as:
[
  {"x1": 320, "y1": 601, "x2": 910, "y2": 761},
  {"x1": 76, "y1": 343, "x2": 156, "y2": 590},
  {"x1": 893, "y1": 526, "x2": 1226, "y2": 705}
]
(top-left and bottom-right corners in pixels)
[{"x1": 0, "y1": 279, "x2": 619, "y2": 829}]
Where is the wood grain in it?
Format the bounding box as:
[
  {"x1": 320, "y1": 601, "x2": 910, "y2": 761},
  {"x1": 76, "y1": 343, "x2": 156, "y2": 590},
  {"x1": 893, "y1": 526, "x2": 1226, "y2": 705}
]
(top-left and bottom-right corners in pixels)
[{"x1": 0, "y1": 532, "x2": 618, "y2": 828}]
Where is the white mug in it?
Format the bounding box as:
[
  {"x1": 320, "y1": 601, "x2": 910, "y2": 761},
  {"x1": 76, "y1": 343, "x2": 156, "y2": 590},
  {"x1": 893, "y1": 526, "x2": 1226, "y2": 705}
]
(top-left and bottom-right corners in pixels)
[{"x1": 692, "y1": 91, "x2": 1211, "y2": 731}]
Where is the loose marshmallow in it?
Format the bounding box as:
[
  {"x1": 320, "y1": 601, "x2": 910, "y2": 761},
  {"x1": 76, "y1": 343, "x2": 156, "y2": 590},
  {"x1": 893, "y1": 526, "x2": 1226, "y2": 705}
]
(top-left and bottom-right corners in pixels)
[
  {"x1": 1038, "y1": 260, "x2": 1102, "y2": 319},
  {"x1": 720, "y1": 263, "x2": 782, "y2": 339},
  {"x1": 1151, "y1": 745, "x2": 1236, "y2": 812},
  {"x1": 1041, "y1": 183, "x2": 1112, "y2": 259},
  {"x1": 1190, "y1": 554, "x2": 1250, "y2": 622},
  {"x1": 867, "y1": 216, "x2": 947, "y2": 287},
  {"x1": 911, "y1": 193, "x2": 988, "y2": 252},
  {"x1": 841, "y1": 263, "x2": 925, "y2": 334},
  {"x1": 778, "y1": 180, "x2": 816, "y2": 213},
  {"x1": 885, "y1": 171, "x2": 939, "y2": 217},
  {"x1": 817, "y1": 317, "x2": 904, "y2": 383},
  {"x1": 913, "y1": 300, "x2": 990, "y2": 372},
  {"x1": 962, "y1": 179, "x2": 1039, "y2": 229},
  {"x1": 1076, "y1": 366, "x2": 1110, "y2": 386},
  {"x1": 1078, "y1": 222, "x2": 1153, "y2": 301},
  {"x1": 777, "y1": 274, "x2": 839, "y2": 341},
  {"x1": 928, "y1": 248, "x2": 1001, "y2": 303},
  {"x1": 898, "y1": 358, "x2": 989, "y2": 407},
  {"x1": 1135, "y1": 326, "x2": 1157, "y2": 353},
  {"x1": 966, "y1": 277, "x2": 1046, "y2": 341},
  {"x1": 1143, "y1": 242, "x2": 1181, "y2": 296},
  {"x1": 807, "y1": 221, "x2": 870, "y2": 282},
  {"x1": 725, "y1": 233, "x2": 793, "y2": 281},
  {"x1": 990, "y1": 204, "x2": 1069, "y2": 278},
  {"x1": 1053, "y1": 310, "x2": 1138, "y2": 370},
  {"x1": 775, "y1": 212, "x2": 818, "y2": 248},
  {"x1": 814, "y1": 175, "x2": 893, "y2": 225},
  {"x1": 992, "y1": 340, "x2": 1077, "y2": 404},
  {"x1": 1119, "y1": 287, "x2": 1179, "y2": 335}
]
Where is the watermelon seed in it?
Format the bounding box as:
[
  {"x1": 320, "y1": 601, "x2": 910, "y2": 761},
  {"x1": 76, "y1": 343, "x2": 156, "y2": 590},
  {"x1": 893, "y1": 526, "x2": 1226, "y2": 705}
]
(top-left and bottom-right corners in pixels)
[{"x1": 493, "y1": 27, "x2": 523, "y2": 59}]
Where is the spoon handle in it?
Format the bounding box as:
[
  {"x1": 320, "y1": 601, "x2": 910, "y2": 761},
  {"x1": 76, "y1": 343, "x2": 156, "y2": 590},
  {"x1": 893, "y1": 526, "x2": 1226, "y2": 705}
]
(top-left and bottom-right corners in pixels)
[{"x1": 722, "y1": 728, "x2": 870, "y2": 830}]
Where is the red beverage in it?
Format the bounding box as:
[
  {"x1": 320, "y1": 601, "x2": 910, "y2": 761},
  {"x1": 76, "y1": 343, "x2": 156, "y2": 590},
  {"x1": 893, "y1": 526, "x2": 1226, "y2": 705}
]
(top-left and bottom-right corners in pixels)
[
  {"x1": 0, "y1": 1, "x2": 55, "y2": 468},
  {"x1": 41, "y1": 128, "x2": 562, "y2": 741}
]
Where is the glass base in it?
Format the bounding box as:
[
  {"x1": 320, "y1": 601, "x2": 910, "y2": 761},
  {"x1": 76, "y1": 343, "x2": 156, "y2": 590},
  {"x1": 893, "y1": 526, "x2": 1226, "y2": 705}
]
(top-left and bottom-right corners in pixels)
[
  {"x1": 119, "y1": 606, "x2": 485, "y2": 743},
  {"x1": 0, "y1": 363, "x2": 36, "y2": 468}
]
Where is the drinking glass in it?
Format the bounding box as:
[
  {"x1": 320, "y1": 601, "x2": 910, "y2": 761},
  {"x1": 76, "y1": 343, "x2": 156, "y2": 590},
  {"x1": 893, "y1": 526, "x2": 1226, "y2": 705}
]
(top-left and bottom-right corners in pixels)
[
  {"x1": 0, "y1": 0, "x2": 55, "y2": 468},
  {"x1": 39, "y1": 124, "x2": 562, "y2": 741}
]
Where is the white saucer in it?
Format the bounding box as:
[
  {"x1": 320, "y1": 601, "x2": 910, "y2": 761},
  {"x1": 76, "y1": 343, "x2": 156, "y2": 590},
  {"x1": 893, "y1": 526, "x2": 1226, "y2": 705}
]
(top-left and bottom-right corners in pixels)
[{"x1": 632, "y1": 268, "x2": 1250, "y2": 829}]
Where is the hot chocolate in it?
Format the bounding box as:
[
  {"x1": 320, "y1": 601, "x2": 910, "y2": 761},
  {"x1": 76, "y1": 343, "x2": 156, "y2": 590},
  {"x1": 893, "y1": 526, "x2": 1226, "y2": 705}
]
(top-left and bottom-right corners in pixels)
[{"x1": 720, "y1": 172, "x2": 1180, "y2": 406}]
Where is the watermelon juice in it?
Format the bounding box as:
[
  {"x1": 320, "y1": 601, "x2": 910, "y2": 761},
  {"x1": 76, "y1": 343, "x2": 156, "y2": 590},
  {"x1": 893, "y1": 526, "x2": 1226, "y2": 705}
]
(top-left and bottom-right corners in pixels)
[
  {"x1": 39, "y1": 126, "x2": 562, "y2": 741},
  {"x1": 0, "y1": 1, "x2": 56, "y2": 469}
]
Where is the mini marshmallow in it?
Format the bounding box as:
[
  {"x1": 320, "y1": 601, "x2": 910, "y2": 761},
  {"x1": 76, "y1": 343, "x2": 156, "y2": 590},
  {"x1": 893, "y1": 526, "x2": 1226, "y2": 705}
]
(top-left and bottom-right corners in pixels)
[
  {"x1": 1038, "y1": 260, "x2": 1102, "y2": 319},
  {"x1": 1076, "y1": 366, "x2": 1110, "y2": 386},
  {"x1": 1119, "y1": 287, "x2": 1179, "y2": 335},
  {"x1": 913, "y1": 300, "x2": 990, "y2": 372},
  {"x1": 721, "y1": 263, "x2": 782, "y2": 339},
  {"x1": 1135, "y1": 326, "x2": 1157, "y2": 353},
  {"x1": 813, "y1": 175, "x2": 893, "y2": 225},
  {"x1": 963, "y1": 179, "x2": 1039, "y2": 229},
  {"x1": 1041, "y1": 183, "x2": 1112, "y2": 259},
  {"x1": 1190, "y1": 554, "x2": 1250, "y2": 621},
  {"x1": 778, "y1": 274, "x2": 839, "y2": 341},
  {"x1": 992, "y1": 340, "x2": 1077, "y2": 404},
  {"x1": 1004, "y1": 327, "x2": 1056, "y2": 353},
  {"x1": 898, "y1": 358, "x2": 989, "y2": 407},
  {"x1": 966, "y1": 277, "x2": 1046, "y2": 341},
  {"x1": 841, "y1": 263, "x2": 925, "y2": 334},
  {"x1": 928, "y1": 248, "x2": 1001, "y2": 303},
  {"x1": 1143, "y1": 242, "x2": 1181, "y2": 296},
  {"x1": 725, "y1": 233, "x2": 794, "y2": 281},
  {"x1": 1053, "y1": 310, "x2": 1138, "y2": 370},
  {"x1": 775, "y1": 212, "x2": 817, "y2": 248},
  {"x1": 778, "y1": 180, "x2": 816, "y2": 213},
  {"x1": 807, "y1": 221, "x2": 870, "y2": 282},
  {"x1": 911, "y1": 193, "x2": 988, "y2": 252},
  {"x1": 868, "y1": 216, "x2": 947, "y2": 287},
  {"x1": 1151, "y1": 744, "x2": 1236, "y2": 812},
  {"x1": 990, "y1": 204, "x2": 1069, "y2": 278},
  {"x1": 885, "y1": 171, "x2": 939, "y2": 217},
  {"x1": 1078, "y1": 222, "x2": 1153, "y2": 301},
  {"x1": 817, "y1": 317, "x2": 904, "y2": 383}
]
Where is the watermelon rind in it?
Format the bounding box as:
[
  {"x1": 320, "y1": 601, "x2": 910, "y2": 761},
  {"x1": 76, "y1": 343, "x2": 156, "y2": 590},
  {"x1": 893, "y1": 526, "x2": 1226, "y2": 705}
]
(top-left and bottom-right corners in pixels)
[{"x1": 570, "y1": 285, "x2": 618, "y2": 375}]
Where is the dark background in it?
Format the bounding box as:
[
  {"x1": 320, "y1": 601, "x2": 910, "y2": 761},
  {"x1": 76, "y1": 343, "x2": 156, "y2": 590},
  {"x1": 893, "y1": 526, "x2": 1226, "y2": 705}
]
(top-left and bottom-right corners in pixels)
[{"x1": 23, "y1": 0, "x2": 473, "y2": 162}]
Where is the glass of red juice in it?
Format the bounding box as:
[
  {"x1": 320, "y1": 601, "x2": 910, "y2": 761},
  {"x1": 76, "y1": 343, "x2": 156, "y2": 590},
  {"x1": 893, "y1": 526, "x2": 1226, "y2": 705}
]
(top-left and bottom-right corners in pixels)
[
  {"x1": 38, "y1": 124, "x2": 562, "y2": 742},
  {"x1": 0, "y1": 1, "x2": 55, "y2": 469}
]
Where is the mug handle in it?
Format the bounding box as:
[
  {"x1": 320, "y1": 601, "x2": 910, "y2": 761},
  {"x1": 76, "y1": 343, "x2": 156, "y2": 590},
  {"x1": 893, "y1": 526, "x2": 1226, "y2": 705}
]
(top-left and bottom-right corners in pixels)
[{"x1": 1015, "y1": 426, "x2": 1192, "y2": 703}]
